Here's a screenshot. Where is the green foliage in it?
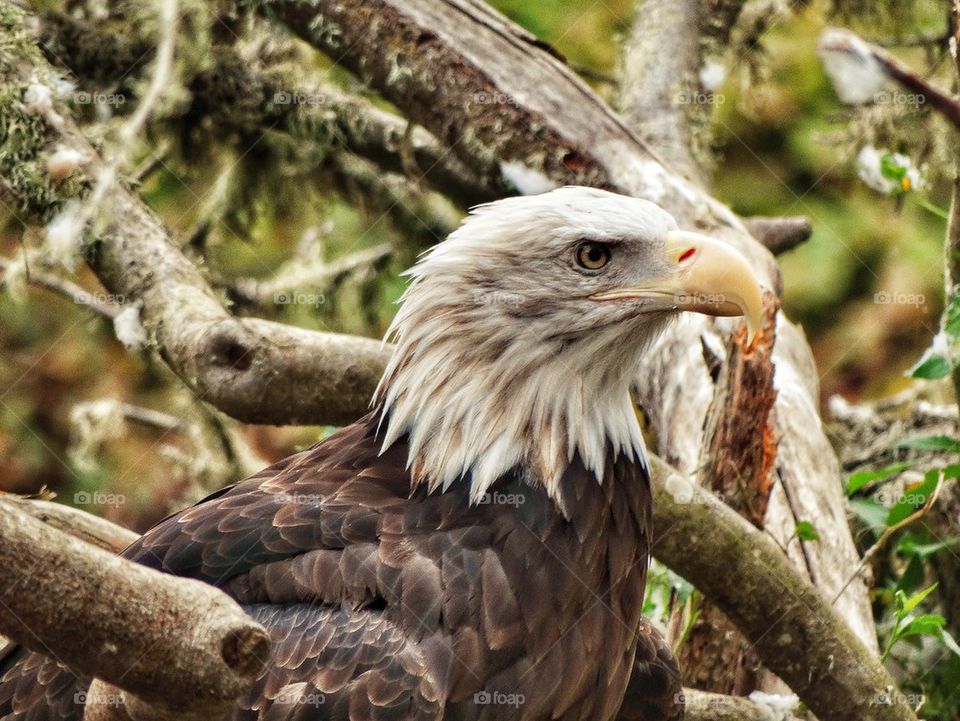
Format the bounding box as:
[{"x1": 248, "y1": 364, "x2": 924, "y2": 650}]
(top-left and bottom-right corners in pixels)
[
  {"x1": 897, "y1": 436, "x2": 960, "y2": 453},
  {"x1": 852, "y1": 435, "x2": 960, "y2": 718},
  {"x1": 912, "y1": 354, "x2": 951, "y2": 380},
  {"x1": 881, "y1": 585, "x2": 960, "y2": 664},
  {"x1": 795, "y1": 520, "x2": 819, "y2": 541},
  {"x1": 846, "y1": 461, "x2": 912, "y2": 494}
]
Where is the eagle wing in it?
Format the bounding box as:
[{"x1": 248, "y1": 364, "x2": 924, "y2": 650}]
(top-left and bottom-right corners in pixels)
[
  {"x1": 0, "y1": 415, "x2": 540, "y2": 721},
  {"x1": 1, "y1": 416, "x2": 448, "y2": 721},
  {"x1": 1, "y1": 413, "x2": 675, "y2": 721}
]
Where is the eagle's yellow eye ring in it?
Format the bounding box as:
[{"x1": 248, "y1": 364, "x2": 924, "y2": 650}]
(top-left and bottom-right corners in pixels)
[{"x1": 575, "y1": 241, "x2": 611, "y2": 270}]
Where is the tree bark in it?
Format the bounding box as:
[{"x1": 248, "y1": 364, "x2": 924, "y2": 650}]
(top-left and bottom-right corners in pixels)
[{"x1": 0, "y1": 501, "x2": 269, "y2": 721}]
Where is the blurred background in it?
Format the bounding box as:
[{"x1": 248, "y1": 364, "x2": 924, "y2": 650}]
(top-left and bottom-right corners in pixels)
[{"x1": 0, "y1": 0, "x2": 952, "y2": 527}]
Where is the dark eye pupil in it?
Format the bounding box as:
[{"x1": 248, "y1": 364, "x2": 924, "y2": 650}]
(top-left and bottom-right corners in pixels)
[{"x1": 576, "y1": 242, "x2": 609, "y2": 269}]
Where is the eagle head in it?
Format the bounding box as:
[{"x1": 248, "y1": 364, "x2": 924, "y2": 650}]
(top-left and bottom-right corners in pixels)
[{"x1": 375, "y1": 186, "x2": 763, "y2": 508}]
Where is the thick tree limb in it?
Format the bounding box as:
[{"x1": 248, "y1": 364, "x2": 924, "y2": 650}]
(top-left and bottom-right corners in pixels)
[
  {"x1": 648, "y1": 457, "x2": 915, "y2": 721},
  {"x1": 0, "y1": 500, "x2": 270, "y2": 721},
  {"x1": 0, "y1": 496, "x2": 139, "y2": 552},
  {"x1": 619, "y1": 0, "x2": 707, "y2": 183}
]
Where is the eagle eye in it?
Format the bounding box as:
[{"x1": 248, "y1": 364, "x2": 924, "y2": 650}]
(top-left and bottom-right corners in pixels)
[{"x1": 575, "y1": 241, "x2": 611, "y2": 271}]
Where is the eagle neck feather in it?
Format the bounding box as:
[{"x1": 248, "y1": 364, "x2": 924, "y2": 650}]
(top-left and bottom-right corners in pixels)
[{"x1": 374, "y1": 329, "x2": 650, "y2": 510}]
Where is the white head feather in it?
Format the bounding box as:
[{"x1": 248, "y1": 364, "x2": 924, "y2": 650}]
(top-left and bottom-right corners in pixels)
[{"x1": 376, "y1": 187, "x2": 682, "y2": 509}]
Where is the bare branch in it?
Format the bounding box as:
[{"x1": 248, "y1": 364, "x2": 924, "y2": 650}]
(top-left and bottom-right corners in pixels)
[
  {"x1": 819, "y1": 27, "x2": 960, "y2": 129},
  {"x1": 742, "y1": 216, "x2": 813, "y2": 255},
  {"x1": 0, "y1": 496, "x2": 138, "y2": 552},
  {"x1": 0, "y1": 255, "x2": 121, "y2": 318},
  {"x1": 0, "y1": 500, "x2": 269, "y2": 721}
]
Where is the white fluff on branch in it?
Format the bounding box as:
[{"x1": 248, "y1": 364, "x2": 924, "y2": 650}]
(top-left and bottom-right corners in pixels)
[
  {"x1": 113, "y1": 301, "x2": 148, "y2": 350},
  {"x1": 23, "y1": 81, "x2": 66, "y2": 130},
  {"x1": 47, "y1": 144, "x2": 91, "y2": 180},
  {"x1": 44, "y1": 201, "x2": 84, "y2": 269},
  {"x1": 747, "y1": 691, "x2": 800, "y2": 721},
  {"x1": 817, "y1": 28, "x2": 887, "y2": 105}
]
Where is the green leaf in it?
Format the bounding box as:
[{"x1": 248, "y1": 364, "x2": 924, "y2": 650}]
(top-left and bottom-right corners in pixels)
[
  {"x1": 880, "y1": 153, "x2": 908, "y2": 182},
  {"x1": 911, "y1": 354, "x2": 951, "y2": 380},
  {"x1": 850, "y1": 497, "x2": 887, "y2": 531},
  {"x1": 895, "y1": 555, "x2": 926, "y2": 594},
  {"x1": 795, "y1": 520, "x2": 819, "y2": 541},
  {"x1": 896, "y1": 436, "x2": 960, "y2": 453},
  {"x1": 886, "y1": 470, "x2": 940, "y2": 526},
  {"x1": 846, "y1": 462, "x2": 911, "y2": 495},
  {"x1": 901, "y1": 614, "x2": 946, "y2": 638},
  {"x1": 898, "y1": 536, "x2": 960, "y2": 559},
  {"x1": 900, "y1": 584, "x2": 938, "y2": 615}
]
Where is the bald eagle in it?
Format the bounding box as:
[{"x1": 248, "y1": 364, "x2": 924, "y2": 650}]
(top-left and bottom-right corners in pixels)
[{"x1": 0, "y1": 187, "x2": 762, "y2": 721}]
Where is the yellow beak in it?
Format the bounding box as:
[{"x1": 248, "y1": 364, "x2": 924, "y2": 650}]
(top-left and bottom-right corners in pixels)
[{"x1": 592, "y1": 230, "x2": 765, "y2": 338}]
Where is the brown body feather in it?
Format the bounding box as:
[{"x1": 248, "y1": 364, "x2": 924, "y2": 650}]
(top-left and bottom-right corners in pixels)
[{"x1": 0, "y1": 412, "x2": 680, "y2": 721}]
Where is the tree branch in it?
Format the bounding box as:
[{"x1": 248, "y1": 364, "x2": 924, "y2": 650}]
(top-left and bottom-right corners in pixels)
[
  {"x1": 0, "y1": 15, "x2": 390, "y2": 426},
  {"x1": 619, "y1": 0, "x2": 707, "y2": 182},
  {"x1": 0, "y1": 496, "x2": 139, "y2": 552},
  {"x1": 819, "y1": 27, "x2": 960, "y2": 129},
  {"x1": 648, "y1": 457, "x2": 915, "y2": 721},
  {"x1": 683, "y1": 688, "x2": 802, "y2": 721},
  {"x1": 742, "y1": 216, "x2": 813, "y2": 255},
  {"x1": 35, "y1": 8, "x2": 495, "y2": 208},
  {"x1": 0, "y1": 500, "x2": 270, "y2": 721}
]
